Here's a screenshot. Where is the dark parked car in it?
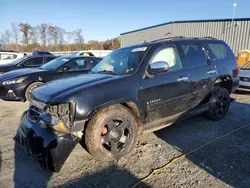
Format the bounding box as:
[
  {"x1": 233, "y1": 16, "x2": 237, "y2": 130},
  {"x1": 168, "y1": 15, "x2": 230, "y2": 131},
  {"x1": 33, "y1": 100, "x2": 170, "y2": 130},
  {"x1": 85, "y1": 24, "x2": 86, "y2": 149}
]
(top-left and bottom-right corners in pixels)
[
  {"x1": 33, "y1": 50, "x2": 54, "y2": 56},
  {"x1": 0, "y1": 55, "x2": 56, "y2": 74},
  {"x1": 0, "y1": 56, "x2": 102, "y2": 102},
  {"x1": 18, "y1": 37, "x2": 239, "y2": 172}
]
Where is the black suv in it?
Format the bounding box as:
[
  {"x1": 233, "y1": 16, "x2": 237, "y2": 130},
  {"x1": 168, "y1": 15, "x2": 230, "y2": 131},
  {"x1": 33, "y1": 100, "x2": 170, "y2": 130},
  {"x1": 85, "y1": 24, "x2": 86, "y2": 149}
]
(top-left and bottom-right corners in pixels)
[{"x1": 17, "y1": 37, "x2": 239, "y2": 172}]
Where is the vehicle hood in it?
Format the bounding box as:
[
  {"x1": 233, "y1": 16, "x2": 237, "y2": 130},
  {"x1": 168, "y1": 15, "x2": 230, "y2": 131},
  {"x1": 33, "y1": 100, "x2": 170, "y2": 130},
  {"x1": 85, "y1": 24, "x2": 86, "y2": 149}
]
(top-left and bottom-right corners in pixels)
[
  {"x1": 0, "y1": 68, "x2": 46, "y2": 81},
  {"x1": 0, "y1": 64, "x2": 15, "y2": 72},
  {"x1": 239, "y1": 69, "x2": 250, "y2": 77},
  {"x1": 32, "y1": 73, "x2": 120, "y2": 102}
]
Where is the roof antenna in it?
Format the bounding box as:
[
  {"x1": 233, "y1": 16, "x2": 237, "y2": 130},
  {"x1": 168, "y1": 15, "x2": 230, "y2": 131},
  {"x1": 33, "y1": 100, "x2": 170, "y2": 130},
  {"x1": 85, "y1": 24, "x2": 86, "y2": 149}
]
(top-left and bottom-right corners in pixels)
[{"x1": 165, "y1": 32, "x2": 171, "y2": 36}]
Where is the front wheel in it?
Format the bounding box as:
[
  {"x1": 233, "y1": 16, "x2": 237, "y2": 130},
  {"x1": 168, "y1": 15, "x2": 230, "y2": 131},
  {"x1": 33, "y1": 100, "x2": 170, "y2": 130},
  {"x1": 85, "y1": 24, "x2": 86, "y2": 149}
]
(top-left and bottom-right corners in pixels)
[
  {"x1": 25, "y1": 82, "x2": 43, "y2": 102},
  {"x1": 205, "y1": 87, "x2": 230, "y2": 121},
  {"x1": 85, "y1": 105, "x2": 138, "y2": 161}
]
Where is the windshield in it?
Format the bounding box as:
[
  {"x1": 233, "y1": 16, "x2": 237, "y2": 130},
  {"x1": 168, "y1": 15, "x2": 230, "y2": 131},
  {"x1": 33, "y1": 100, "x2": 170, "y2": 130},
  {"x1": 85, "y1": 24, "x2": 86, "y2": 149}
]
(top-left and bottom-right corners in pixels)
[
  {"x1": 91, "y1": 46, "x2": 148, "y2": 75},
  {"x1": 241, "y1": 62, "x2": 250, "y2": 70},
  {"x1": 9, "y1": 56, "x2": 28, "y2": 65},
  {"x1": 40, "y1": 57, "x2": 70, "y2": 70}
]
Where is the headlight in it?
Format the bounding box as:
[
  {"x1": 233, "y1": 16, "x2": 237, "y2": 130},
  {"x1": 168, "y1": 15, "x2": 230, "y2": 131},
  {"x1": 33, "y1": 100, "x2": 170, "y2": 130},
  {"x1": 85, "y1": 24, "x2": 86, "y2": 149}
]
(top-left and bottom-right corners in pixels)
[
  {"x1": 47, "y1": 121, "x2": 70, "y2": 134},
  {"x1": 2, "y1": 77, "x2": 26, "y2": 85}
]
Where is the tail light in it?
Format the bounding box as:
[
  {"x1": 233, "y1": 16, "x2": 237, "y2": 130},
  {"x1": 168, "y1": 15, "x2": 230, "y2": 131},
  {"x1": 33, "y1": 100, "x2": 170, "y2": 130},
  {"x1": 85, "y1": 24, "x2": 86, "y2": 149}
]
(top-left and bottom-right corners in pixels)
[{"x1": 235, "y1": 64, "x2": 240, "y2": 77}]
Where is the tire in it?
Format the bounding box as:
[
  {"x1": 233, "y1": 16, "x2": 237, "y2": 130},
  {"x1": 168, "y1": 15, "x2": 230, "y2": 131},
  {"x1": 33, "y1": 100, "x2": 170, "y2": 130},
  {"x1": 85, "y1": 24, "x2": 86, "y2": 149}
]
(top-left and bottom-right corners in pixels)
[
  {"x1": 25, "y1": 82, "x2": 43, "y2": 102},
  {"x1": 205, "y1": 87, "x2": 230, "y2": 121},
  {"x1": 85, "y1": 105, "x2": 138, "y2": 161}
]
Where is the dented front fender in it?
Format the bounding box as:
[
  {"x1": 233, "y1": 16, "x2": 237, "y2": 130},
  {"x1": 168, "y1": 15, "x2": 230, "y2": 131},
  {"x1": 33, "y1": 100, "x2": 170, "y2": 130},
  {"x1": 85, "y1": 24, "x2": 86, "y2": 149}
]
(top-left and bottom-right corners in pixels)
[{"x1": 18, "y1": 111, "x2": 80, "y2": 172}]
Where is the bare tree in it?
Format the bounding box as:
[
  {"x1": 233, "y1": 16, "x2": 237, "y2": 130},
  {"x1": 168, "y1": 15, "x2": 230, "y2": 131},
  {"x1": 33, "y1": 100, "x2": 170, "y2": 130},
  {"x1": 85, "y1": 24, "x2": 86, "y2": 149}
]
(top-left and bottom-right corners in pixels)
[
  {"x1": 11, "y1": 22, "x2": 19, "y2": 50},
  {"x1": 2, "y1": 30, "x2": 13, "y2": 45},
  {"x1": 30, "y1": 26, "x2": 38, "y2": 44},
  {"x1": 38, "y1": 23, "x2": 47, "y2": 47},
  {"x1": 19, "y1": 23, "x2": 32, "y2": 46},
  {"x1": 65, "y1": 31, "x2": 75, "y2": 51},
  {"x1": 74, "y1": 29, "x2": 84, "y2": 44},
  {"x1": 58, "y1": 27, "x2": 66, "y2": 45},
  {"x1": 48, "y1": 25, "x2": 65, "y2": 45}
]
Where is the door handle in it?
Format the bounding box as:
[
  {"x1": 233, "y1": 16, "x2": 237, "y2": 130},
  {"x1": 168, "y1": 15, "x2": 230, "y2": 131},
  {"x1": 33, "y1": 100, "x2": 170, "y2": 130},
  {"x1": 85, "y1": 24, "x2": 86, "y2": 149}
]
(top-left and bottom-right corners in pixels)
[
  {"x1": 177, "y1": 77, "x2": 189, "y2": 82},
  {"x1": 207, "y1": 70, "x2": 216, "y2": 74}
]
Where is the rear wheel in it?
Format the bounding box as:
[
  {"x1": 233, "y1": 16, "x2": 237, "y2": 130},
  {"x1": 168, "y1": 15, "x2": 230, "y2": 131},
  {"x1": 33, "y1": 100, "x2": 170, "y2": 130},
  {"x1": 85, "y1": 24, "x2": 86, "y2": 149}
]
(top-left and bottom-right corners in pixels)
[
  {"x1": 205, "y1": 87, "x2": 230, "y2": 120},
  {"x1": 85, "y1": 105, "x2": 137, "y2": 161},
  {"x1": 25, "y1": 82, "x2": 43, "y2": 102}
]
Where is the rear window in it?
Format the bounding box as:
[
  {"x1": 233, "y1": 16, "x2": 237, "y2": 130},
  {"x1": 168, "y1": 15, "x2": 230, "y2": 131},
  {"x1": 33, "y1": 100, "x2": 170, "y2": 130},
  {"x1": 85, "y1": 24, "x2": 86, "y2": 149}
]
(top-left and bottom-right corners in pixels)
[{"x1": 208, "y1": 42, "x2": 235, "y2": 61}]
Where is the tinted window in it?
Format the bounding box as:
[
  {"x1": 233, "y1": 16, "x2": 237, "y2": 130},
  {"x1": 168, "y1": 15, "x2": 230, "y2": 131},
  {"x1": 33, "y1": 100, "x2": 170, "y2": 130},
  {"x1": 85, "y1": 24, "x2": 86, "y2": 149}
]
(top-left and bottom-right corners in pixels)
[
  {"x1": 46, "y1": 56, "x2": 56, "y2": 63},
  {"x1": 181, "y1": 44, "x2": 207, "y2": 68},
  {"x1": 92, "y1": 58, "x2": 102, "y2": 65},
  {"x1": 62, "y1": 58, "x2": 95, "y2": 71},
  {"x1": 150, "y1": 47, "x2": 182, "y2": 71},
  {"x1": 208, "y1": 42, "x2": 235, "y2": 61},
  {"x1": 41, "y1": 57, "x2": 70, "y2": 70},
  {"x1": 24, "y1": 57, "x2": 43, "y2": 66},
  {"x1": 9, "y1": 56, "x2": 28, "y2": 65},
  {"x1": 65, "y1": 60, "x2": 80, "y2": 71},
  {"x1": 75, "y1": 58, "x2": 98, "y2": 70}
]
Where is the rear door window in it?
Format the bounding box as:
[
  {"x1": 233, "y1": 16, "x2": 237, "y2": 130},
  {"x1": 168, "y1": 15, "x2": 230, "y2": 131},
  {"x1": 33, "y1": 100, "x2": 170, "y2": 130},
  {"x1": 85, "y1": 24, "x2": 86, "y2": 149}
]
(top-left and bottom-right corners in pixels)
[
  {"x1": 23, "y1": 57, "x2": 44, "y2": 66},
  {"x1": 181, "y1": 44, "x2": 207, "y2": 68}
]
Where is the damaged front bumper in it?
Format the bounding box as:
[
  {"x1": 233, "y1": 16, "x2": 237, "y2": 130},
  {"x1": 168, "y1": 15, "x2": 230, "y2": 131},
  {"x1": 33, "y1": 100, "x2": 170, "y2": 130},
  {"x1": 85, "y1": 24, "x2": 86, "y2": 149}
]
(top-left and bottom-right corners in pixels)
[{"x1": 17, "y1": 111, "x2": 80, "y2": 172}]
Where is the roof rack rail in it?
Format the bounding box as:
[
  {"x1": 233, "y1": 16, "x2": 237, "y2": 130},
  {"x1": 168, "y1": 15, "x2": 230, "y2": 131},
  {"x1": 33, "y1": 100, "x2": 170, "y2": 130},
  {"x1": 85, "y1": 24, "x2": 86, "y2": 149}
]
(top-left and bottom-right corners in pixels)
[
  {"x1": 202, "y1": 36, "x2": 217, "y2": 39},
  {"x1": 150, "y1": 36, "x2": 185, "y2": 42}
]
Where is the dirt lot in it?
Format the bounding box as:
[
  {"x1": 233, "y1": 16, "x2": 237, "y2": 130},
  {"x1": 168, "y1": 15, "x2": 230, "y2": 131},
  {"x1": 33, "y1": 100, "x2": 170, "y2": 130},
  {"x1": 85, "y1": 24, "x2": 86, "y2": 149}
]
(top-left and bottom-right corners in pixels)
[{"x1": 1, "y1": 93, "x2": 250, "y2": 188}]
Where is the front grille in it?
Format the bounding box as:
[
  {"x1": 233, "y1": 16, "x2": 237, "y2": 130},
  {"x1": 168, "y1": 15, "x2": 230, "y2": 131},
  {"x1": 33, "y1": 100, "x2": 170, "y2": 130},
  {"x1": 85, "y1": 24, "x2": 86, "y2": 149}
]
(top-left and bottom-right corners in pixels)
[
  {"x1": 239, "y1": 77, "x2": 250, "y2": 82},
  {"x1": 46, "y1": 103, "x2": 75, "y2": 125},
  {"x1": 27, "y1": 103, "x2": 75, "y2": 128}
]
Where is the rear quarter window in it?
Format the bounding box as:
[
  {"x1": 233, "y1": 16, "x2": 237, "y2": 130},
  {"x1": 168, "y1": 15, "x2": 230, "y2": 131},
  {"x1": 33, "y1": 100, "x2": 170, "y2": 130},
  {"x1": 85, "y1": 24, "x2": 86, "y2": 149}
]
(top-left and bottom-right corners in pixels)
[{"x1": 207, "y1": 42, "x2": 235, "y2": 61}]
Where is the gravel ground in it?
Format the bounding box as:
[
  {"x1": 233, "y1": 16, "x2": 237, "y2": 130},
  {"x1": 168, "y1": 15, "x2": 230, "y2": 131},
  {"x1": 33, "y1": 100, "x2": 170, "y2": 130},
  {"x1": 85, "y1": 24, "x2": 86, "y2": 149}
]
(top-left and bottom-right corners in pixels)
[{"x1": 1, "y1": 92, "x2": 250, "y2": 188}]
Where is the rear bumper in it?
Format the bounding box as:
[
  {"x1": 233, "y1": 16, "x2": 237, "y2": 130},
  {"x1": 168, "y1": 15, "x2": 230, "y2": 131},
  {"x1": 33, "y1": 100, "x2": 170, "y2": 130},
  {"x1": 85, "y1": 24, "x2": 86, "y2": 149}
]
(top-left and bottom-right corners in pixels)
[
  {"x1": 237, "y1": 80, "x2": 250, "y2": 92},
  {"x1": 17, "y1": 112, "x2": 80, "y2": 172}
]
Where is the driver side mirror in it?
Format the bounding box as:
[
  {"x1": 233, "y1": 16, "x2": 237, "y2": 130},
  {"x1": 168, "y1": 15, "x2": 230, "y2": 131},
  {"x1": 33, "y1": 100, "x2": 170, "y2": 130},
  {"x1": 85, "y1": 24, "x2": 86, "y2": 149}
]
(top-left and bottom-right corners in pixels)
[{"x1": 147, "y1": 61, "x2": 169, "y2": 75}]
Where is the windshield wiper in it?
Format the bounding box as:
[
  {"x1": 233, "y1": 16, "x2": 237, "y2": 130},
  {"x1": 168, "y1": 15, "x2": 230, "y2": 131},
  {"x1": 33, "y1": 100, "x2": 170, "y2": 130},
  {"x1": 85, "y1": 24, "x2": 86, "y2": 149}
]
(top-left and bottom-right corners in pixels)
[{"x1": 96, "y1": 70, "x2": 117, "y2": 75}]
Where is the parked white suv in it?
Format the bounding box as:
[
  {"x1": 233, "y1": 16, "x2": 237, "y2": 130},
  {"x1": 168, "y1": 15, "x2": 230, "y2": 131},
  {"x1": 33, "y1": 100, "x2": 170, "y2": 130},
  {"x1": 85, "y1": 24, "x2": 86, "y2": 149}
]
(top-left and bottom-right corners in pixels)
[{"x1": 0, "y1": 51, "x2": 25, "y2": 64}]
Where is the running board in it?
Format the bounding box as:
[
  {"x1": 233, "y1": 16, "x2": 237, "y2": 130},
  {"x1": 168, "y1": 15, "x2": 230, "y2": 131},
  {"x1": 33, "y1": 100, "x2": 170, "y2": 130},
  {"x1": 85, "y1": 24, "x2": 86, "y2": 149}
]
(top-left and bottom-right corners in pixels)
[{"x1": 143, "y1": 105, "x2": 209, "y2": 133}]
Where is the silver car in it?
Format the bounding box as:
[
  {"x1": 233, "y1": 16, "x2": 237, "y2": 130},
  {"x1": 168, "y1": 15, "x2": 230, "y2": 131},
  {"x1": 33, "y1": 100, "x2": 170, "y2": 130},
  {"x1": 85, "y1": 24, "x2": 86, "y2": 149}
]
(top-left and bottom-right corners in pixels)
[{"x1": 238, "y1": 62, "x2": 250, "y2": 91}]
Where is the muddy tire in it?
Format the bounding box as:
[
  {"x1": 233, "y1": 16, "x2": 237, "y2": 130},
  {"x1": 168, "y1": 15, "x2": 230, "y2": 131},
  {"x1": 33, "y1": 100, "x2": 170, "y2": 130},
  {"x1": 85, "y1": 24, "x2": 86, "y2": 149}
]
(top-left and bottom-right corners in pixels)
[
  {"x1": 25, "y1": 82, "x2": 43, "y2": 102},
  {"x1": 205, "y1": 87, "x2": 230, "y2": 121},
  {"x1": 85, "y1": 105, "x2": 137, "y2": 161}
]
